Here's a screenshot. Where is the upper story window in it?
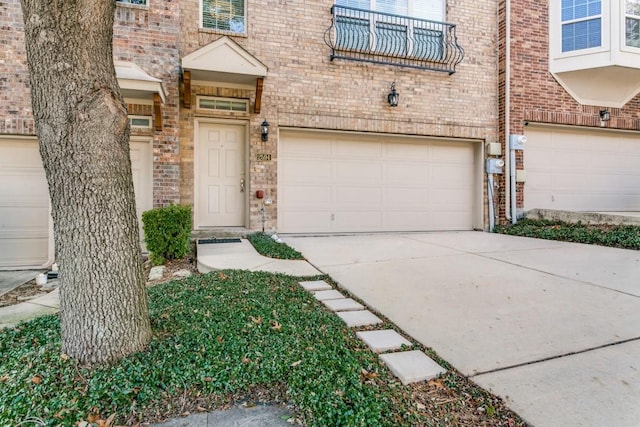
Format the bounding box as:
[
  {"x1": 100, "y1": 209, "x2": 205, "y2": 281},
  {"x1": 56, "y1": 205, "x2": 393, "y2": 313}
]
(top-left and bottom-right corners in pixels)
[
  {"x1": 334, "y1": 0, "x2": 445, "y2": 58},
  {"x1": 201, "y1": 0, "x2": 245, "y2": 34},
  {"x1": 626, "y1": 0, "x2": 640, "y2": 47},
  {"x1": 116, "y1": 0, "x2": 148, "y2": 5},
  {"x1": 561, "y1": 0, "x2": 602, "y2": 52},
  {"x1": 336, "y1": 0, "x2": 444, "y2": 22},
  {"x1": 326, "y1": 0, "x2": 463, "y2": 73}
]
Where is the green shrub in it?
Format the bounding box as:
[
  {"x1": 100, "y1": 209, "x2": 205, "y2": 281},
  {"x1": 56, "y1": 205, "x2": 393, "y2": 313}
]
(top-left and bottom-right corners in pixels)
[{"x1": 142, "y1": 204, "x2": 192, "y2": 265}]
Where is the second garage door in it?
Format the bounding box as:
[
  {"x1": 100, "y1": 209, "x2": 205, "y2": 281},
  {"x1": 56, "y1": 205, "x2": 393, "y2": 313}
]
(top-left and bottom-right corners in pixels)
[
  {"x1": 524, "y1": 126, "x2": 640, "y2": 212},
  {"x1": 0, "y1": 136, "x2": 153, "y2": 268},
  {"x1": 278, "y1": 130, "x2": 477, "y2": 233}
]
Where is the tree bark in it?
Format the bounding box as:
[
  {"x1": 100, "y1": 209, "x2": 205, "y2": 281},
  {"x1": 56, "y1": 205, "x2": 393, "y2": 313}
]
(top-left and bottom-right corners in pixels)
[{"x1": 20, "y1": 0, "x2": 152, "y2": 365}]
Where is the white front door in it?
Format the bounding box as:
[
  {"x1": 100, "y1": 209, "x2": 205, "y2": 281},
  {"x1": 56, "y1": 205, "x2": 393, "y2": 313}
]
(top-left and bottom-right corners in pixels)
[
  {"x1": 197, "y1": 123, "x2": 245, "y2": 227},
  {"x1": 130, "y1": 137, "x2": 153, "y2": 244}
]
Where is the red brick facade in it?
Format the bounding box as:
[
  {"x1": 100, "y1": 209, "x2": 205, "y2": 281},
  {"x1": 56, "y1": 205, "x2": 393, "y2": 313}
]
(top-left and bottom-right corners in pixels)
[{"x1": 499, "y1": 0, "x2": 640, "y2": 219}]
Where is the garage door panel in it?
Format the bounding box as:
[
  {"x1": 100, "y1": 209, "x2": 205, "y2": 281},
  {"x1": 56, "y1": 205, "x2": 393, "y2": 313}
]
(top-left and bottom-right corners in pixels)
[
  {"x1": 430, "y1": 211, "x2": 472, "y2": 230},
  {"x1": 335, "y1": 140, "x2": 382, "y2": 158},
  {"x1": 383, "y1": 211, "x2": 428, "y2": 230},
  {"x1": 335, "y1": 187, "x2": 381, "y2": 207},
  {"x1": 280, "y1": 134, "x2": 332, "y2": 156},
  {"x1": 280, "y1": 211, "x2": 331, "y2": 233},
  {"x1": 431, "y1": 165, "x2": 474, "y2": 188},
  {"x1": 385, "y1": 163, "x2": 429, "y2": 185},
  {"x1": 335, "y1": 160, "x2": 382, "y2": 183},
  {"x1": 280, "y1": 159, "x2": 331, "y2": 183},
  {"x1": 335, "y1": 211, "x2": 382, "y2": 231},
  {"x1": 384, "y1": 188, "x2": 429, "y2": 206},
  {"x1": 279, "y1": 131, "x2": 476, "y2": 233},
  {"x1": 281, "y1": 186, "x2": 332, "y2": 208},
  {"x1": 431, "y1": 144, "x2": 474, "y2": 164},
  {"x1": 525, "y1": 127, "x2": 640, "y2": 211},
  {"x1": 385, "y1": 142, "x2": 430, "y2": 161}
]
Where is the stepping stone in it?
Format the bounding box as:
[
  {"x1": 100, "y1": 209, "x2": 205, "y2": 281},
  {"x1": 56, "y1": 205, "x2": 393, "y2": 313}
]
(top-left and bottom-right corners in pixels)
[
  {"x1": 299, "y1": 280, "x2": 332, "y2": 291},
  {"x1": 356, "y1": 330, "x2": 412, "y2": 354},
  {"x1": 322, "y1": 298, "x2": 364, "y2": 312},
  {"x1": 336, "y1": 310, "x2": 383, "y2": 327},
  {"x1": 379, "y1": 350, "x2": 446, "y2": 385},
  {"x1": 313, "y1": 290, "x2": 344, "y2": 301},
  {"x1": 148, "y1": 266, "x2": 165, "y2": 281}
]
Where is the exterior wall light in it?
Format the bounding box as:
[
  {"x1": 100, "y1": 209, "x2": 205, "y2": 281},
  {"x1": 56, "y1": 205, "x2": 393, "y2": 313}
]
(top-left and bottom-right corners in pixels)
[
  {"x1": 599, "y1": 110, "x2": 610, "y2": 122},
  {"x1": 261, "y1": 119, "x2": 270, "y2": 141},
  {"x1": 388, "y1": 82, "x2": 399, "y2": 107}
]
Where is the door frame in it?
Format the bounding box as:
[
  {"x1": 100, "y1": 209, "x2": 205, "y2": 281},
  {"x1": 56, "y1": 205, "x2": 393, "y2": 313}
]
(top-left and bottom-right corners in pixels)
[{"x1": 193, "y1": 118, "x2": 249, "y2": 229}]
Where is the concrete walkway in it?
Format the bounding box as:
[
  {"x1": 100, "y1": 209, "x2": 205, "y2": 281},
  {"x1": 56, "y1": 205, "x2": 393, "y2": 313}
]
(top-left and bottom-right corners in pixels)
[
  {"x1": 197, "y1": 239, "x2": 321, "y2": 276},
  {"x1": 283, "y1": 232, "x2": 640, "y2": 427}
]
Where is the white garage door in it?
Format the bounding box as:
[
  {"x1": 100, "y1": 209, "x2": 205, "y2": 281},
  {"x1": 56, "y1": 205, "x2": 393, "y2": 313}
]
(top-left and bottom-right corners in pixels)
[
  {"x1": 0, "y1": 137, "x2": 153, "y2": 268},
  {"x1": 0, "y1": 138, "x2": 50, "y2": 268},
  {"x1": 278, "y1": 130, "x2": 477, "y2": 233},
  {"x1": 524, "y1": 126, "x2": 640, "y2": 211}
]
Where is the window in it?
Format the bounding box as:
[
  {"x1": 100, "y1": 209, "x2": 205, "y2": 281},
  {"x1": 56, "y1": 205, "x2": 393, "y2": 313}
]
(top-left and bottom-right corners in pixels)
[
  {"x1": 202, "y1": 0, "x2": 245, "y2": 33},
  {"x1": 626, "y1": 0, "x2": 640, "y2": 48},
  {"x1": 116, "y1": 0, "x2": 147, "y2": 5},
  {"x1": 334, "y1": 0, "x2": 445, "y2": 60},
  {"x1": 128, "y1": 116, "x2": 152, "y2": 130},
  {"x1": 197, "y1": 96, "x2": 249, "y2": 113},
  {"x1": 561, "y1": 0, "x2": 602, "y2": 52}
]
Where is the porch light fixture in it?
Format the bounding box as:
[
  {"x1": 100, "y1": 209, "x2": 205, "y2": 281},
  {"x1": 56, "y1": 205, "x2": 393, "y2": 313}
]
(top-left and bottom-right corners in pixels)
[
  {"x1": 599, "y1": 109, "x2": 610, "y2": 122},
  {"x1": 260, "y1": 119, "x2": 270, "y2": 142},
  {"x1": 387, "y1": 82, "x2": 399, "y2": 107}
]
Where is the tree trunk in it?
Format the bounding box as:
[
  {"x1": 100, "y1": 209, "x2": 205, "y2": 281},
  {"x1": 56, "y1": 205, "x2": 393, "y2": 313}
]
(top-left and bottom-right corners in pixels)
[{"x1": 20, "y1": 0, "x2": 152, "y2": 365}]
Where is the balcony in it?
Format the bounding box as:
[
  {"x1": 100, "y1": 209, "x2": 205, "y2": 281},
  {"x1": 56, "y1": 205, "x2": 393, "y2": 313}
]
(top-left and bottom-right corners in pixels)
[{"x1": 324, "y1": 5, "x2": 464, "y2": 74}]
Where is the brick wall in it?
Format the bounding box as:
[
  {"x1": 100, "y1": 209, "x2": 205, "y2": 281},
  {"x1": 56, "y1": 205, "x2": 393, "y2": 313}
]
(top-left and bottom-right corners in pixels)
[
  {"x1": 500, "y1": 0, "x2": 640, "y2": 218},
  {"x1": 114, "y1": 2, "x2": 181, "y2": 206},
  {"x1": 0, "y1": 1, "x2": 181, "y2": 207},
  {"x1": 0, "y1": 0, "x2": 33, "y2": 135},
  {"x1": 179, "y1": 0, "x2": 499, "y2": 231}
]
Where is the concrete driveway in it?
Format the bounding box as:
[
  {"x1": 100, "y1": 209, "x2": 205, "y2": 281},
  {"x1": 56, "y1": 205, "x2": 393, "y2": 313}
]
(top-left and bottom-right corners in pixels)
[{"x1": 283, "y1": 232, "x2": 640, "y2": 427}]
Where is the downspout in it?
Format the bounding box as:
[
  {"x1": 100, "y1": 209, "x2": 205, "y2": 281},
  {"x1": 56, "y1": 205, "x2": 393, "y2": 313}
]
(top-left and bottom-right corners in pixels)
[{"x1": 504, "y1": 0, "x2": 512, "y2": 222}]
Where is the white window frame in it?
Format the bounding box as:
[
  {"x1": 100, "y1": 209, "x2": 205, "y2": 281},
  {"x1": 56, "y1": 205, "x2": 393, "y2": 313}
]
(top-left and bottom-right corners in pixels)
[
  {"x1": 116, "y1": 0, "x2": 149, "y2": 7},
  {"x1": 128, "y1": 115, "x2": 153, "y2": 130},
  {"x1": 624, "y1": 0, "x2": 640, "y2": 49},
  {"x1": 196, "y1": 96, "x2": 249, "y2": 113},
  {"x1": 200, "y1": 0, "x2": 247, "y2": 35},
  {"x1": 560, "y1": 0, "x2": 603, "y2": 53},
  {"x1": 550, "y1": 0, "x2": 610, "y2": 60}
]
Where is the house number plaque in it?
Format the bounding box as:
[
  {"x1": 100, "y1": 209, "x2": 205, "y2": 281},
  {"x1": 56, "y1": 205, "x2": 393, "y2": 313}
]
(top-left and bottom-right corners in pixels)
[{"x1": 256, "y1": 153, "x2": 272, "y2": 161}]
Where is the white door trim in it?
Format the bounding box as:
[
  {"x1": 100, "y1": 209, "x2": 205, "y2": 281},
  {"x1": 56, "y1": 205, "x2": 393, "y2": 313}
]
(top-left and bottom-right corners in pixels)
[{"x1": 193, "y1": 118, "x2": 249, "y2": 229}]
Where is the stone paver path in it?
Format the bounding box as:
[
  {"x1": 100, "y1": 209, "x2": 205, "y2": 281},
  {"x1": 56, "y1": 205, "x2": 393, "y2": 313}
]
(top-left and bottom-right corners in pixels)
[{"x1": 300, "y1": 279, "x2": 446, "y2": 385}]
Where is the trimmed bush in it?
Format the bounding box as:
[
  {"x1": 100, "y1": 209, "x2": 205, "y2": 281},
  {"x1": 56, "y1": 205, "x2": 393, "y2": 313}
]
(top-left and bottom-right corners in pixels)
[{"x1": 142, "y1": 204, "x2": 192, "y2": 265}]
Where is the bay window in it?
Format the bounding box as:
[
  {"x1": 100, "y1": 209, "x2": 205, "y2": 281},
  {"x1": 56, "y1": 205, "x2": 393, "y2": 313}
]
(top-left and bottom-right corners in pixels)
[
  {"x1": 561, "y1": 0, "x2": 602, "y2": 52},
  {"x1": 626, "y1": 0, "x2": 640, "y2": 47}
]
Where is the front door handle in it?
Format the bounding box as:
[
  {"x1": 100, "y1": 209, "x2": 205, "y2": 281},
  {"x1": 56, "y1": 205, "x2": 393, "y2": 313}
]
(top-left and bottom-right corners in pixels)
[{"x1": 240, "y1": 178, "x2": 245, "y2": 193}]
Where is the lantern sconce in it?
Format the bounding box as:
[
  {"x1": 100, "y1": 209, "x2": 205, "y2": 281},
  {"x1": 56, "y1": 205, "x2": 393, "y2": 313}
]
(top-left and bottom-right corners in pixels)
[
  {"x1": 388, "y1": 82, "x2": 399, "y2": 107},
  {"x1": 599, "y1": 109, "x2": 610, "y2": 122},
  {"x1": 261, "y1": 119, "x2": 270, "y2": 142}
]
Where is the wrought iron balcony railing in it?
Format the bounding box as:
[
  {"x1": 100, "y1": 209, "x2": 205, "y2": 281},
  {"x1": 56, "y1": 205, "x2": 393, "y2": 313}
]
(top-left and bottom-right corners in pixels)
[{"x1": 324, "y1": 5, "x2": 464, "y2": 74}]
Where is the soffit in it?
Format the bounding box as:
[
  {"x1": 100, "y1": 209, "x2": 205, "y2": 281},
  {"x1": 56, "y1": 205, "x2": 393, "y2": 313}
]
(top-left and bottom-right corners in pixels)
[
  {"x1": 115, "y1": 61, "x2": 167, "y2": 103},
  {"x1": 182, "y1": 36, "x2": 267, "y2": 87}
]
